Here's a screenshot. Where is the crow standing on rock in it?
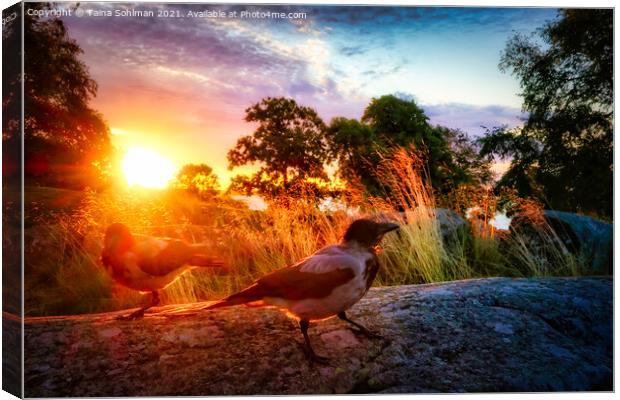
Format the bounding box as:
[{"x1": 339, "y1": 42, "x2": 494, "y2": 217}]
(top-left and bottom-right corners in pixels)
[
  {"x1": 101, "y1": 223, "x2": 226, "y2": 320},
  {"x1": 204, "y1": 219, "x2": 399, "y2": 363}
]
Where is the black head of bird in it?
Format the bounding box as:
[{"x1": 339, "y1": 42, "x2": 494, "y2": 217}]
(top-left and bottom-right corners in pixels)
[{"x1": 343, "y1": 219, "x2": 399, "y2": 248}]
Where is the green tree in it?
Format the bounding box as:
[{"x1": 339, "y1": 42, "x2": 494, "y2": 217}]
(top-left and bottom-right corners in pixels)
[
  {"x1": 2, "y1": 3, "x2": 112, "y2": 189},
  {"x1": 327, "y1": 95, "x2": 481, "y2": 197},
  {"x1": 480, "y1": 9, "x2": 613, "y2": 218},
  {"x1": 479, "y1": 126, "x2": 543, "y2": 200},
  {"x1": 439, "y1": 126, "x2": 493, "y2": 187},
  {"x1": 434, "y1": 126, "x2": 494, "y2": 212},
  {"x1": 324, "y1": 117, "x2": 379, "y2": 192},
  {"x1": 175, "y1": 164, "x2": 219, "y2": 199},
  {"x1": 227, "y1": 97, "x2": 331, "y2": 197}
]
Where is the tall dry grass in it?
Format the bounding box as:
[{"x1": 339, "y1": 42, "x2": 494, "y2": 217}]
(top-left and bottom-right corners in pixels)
[
  {"x1": 499, "y1": 199, "x2": 584, "y2": 277},
  {"x1": 23, "y1": 148, "x2": 586, "y2": 316},
  {"x1": 367, "y1": 149, "x2": 473, "y2": 284}
]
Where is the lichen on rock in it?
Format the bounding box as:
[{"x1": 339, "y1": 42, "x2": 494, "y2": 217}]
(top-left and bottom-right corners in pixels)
[{"x1": 24, "y1": 277, "x2": 612, "y2": 396}]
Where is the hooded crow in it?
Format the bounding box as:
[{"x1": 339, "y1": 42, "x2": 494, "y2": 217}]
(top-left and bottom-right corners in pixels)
[
  {"x1": 204, "y1": 218, "x2": 399, "y2": 363},
  {"x1": 101, "y1": 223, "x2": 225, "y2": 320}
]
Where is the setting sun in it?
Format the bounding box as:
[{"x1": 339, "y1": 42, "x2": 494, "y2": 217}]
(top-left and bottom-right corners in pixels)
[{"x1": 122, "y1": 147, "x2": 176, "y2": 189}]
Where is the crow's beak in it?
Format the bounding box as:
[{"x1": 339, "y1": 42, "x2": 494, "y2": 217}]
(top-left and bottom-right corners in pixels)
[{"x1": 380, "y1": 222, "x2": 400, "y2": 234}]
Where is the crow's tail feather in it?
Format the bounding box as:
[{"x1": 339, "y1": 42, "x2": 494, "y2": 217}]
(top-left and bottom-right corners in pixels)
[
  {"x1": 188, "y1": 254, "x2": 226, "y2": 268},
  {"x1": 203, "y1": 284, "x2": 264, "y2": 310}
]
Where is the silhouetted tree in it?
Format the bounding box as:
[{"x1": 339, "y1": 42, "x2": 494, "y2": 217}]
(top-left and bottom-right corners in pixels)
[
  {"x1": 228, "y1": 97, "x2": 331, "y2": 197},
  {"x1": 439, "y1": 126, "x2": 493, "y2": 187},
  {"x1": 480, "y1": 9, "x2": 613, "y2": 218},
  {"x1": 2, "y1": 3, "x2": 112, "y2": 189},
  {"x1": 175, "y1": 164, "x2": 219, "y2": 199}
]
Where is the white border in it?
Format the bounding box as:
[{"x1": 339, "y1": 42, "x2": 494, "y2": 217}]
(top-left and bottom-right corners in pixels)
[{"x1": 0, "y1": 1, "x2": 616, "y2": 400}]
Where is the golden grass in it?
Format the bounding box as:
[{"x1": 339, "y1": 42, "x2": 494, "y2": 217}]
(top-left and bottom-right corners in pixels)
[{"x1": 22, "y1": 148, "x2": 586, "y2": 316}]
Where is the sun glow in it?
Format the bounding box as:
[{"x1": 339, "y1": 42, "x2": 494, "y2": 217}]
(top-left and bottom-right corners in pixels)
[{"x1": 122, "y1": 147, "x2": 176, "y2": 189}]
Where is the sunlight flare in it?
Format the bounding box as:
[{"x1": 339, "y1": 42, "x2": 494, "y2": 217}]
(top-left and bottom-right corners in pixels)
[{"x1": 122, "y1": 147, "x2": 176, "y2": 189}]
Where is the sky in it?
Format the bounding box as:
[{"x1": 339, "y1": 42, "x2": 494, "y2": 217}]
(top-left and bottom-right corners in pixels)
[{"x1": 55, "y1": 2, "x2": 559, "y2": 186}]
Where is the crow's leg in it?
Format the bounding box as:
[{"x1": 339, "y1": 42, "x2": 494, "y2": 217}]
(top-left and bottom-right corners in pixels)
[
  {"x1": 299, "y1": 319, "x2": 329, "y2": 365},
  {"x1": 118, "y1": 291, "x2": 160, "y2": 320},
  {"x1": 338, "y1": 311, "x2": 382, "y2": 339}
]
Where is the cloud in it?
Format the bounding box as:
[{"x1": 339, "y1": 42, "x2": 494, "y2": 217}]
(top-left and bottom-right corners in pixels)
[
  {"x1": 422, "y1": 102, "x2": 526, "y2": 136},
  {"x1": 305, "y1": 6, "x2": 556, "y2": 37},
  {"x1": 65, "y1": 4, "x2": 342, "y2": 110},
  {"x1": 289, "y1": 80, "x2": 321, "y2": 97},
  {"x1": 63, "y1": 3, "x2": 558, "y2": 114},
  {"x1": 340, "y1": 45, "x2": 368, "y2": 57}
]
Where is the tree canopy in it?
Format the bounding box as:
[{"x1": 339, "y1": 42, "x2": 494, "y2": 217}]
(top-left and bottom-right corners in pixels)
[
  {"x1": 227, "y1": 97, "x2": 332, "y2": 197},
  {"x1": 2, "y1": 3, "x2": 112, "y2": 189},
  {"x1": 480, "y1": 9, "x2": 613, "y2": 218},
  {"x1": 327, "y1": 95, "x2": 488, "y2": 198},
  {"x1": 175, "y1": 164, "x2": 219, "y2": 199},
  {"x1": 228, "y1": 95, "x2": 491, "y2": 203}
]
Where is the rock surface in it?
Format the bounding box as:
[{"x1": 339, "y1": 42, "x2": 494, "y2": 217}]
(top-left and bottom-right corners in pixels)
[
  {"x1": 434, "y1": 208, "x2": 469, "y2": 242},
  {"x1": 24, "y1": 277, "x2": 612, "y2": 396}
]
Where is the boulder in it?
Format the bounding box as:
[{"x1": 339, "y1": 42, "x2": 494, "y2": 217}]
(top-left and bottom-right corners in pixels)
[
  {"x1": 545, "y1": 211, "x2": 613, "y2": 273},
  {"x1": 434, "y1": 208, "x2": 469, "y2": 241},
  {"x1": 509, "y1": 210, "x2": 612, "y2": 274},
  {"x1": 23, "y1": 277, "x2": 612, "y2": 396},
  {"x1": 400, "y1": 208, "x2": 469, "y2": 244}
]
